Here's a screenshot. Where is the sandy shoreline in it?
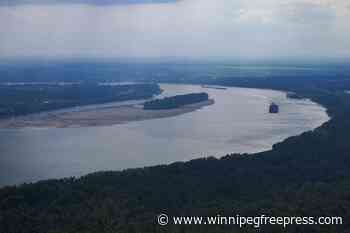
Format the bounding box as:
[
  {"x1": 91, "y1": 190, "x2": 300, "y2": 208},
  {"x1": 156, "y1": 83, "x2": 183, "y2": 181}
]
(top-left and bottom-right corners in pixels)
[{"x1": 0, "y1": 99, "x2": 214, "y2": 129}]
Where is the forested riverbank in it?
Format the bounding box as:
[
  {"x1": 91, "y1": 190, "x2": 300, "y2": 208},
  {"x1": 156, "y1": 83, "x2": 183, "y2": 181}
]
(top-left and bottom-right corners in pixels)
[{"x1": 0, "y1": 83, "x2": 161, "y2": 118}]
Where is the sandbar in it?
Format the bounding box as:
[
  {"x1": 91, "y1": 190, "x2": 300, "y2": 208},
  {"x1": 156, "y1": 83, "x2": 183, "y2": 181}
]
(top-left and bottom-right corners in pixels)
[{"x1": 0, "y1": 99, "x2": 214, "y2": 129}]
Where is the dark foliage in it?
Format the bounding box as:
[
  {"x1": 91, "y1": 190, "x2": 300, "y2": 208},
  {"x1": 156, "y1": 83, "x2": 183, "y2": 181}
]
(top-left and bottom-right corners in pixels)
[
  {"x1": 0, "y1": 83, "x2": 161, "y2": 118},
  {"x1": 144, "y1": 93, "x2": 208, "y2": 110}
]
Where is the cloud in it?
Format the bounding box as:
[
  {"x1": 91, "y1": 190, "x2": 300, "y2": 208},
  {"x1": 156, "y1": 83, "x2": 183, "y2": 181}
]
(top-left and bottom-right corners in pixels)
[
  {"x1": 0, "y1": 0, "x2": 349, "y2": 60},
  {"x1": 236, "y1": 8, "x2": 274, "y2": 24},
  {"x1": 0, "y1": 0, "x2": 177, "y2": 6},
  {"x1": 283, "y1": 2, "x2": 336, "y2": 24}
]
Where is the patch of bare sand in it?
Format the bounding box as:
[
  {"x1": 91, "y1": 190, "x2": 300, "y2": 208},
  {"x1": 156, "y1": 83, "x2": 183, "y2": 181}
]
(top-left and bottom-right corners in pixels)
[{"x1": 0, "y1": 99, "x2": 214, "y2": 129}]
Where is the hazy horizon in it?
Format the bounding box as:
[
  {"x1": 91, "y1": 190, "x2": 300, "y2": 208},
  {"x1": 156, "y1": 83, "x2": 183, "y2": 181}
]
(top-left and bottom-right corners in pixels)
[{"x1": 1, "y1": 0, "x2": 349, "y2": 60}]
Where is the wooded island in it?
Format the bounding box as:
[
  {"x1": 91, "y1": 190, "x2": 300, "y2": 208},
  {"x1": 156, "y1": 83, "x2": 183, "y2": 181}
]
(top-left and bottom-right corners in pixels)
[{"x1": 143, "y1": 92, "x2": 209, "y2": 110}]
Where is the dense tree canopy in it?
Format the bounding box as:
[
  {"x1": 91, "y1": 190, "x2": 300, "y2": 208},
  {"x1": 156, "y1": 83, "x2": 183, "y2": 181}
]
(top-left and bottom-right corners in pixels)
[{"x1": 143, "y1": 93, "x2": 209, "y2": 110}]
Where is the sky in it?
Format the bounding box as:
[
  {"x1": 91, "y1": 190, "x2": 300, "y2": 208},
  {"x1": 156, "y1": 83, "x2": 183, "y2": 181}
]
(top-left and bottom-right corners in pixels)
[{"x1": 0, "y1": 0, "x2": 349, "y2": 61}]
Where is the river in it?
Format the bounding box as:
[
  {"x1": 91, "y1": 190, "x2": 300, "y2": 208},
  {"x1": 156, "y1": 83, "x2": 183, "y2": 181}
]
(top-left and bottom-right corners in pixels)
[{"x1": 0, "y1": 84, "x2": 329, "y2": 186}]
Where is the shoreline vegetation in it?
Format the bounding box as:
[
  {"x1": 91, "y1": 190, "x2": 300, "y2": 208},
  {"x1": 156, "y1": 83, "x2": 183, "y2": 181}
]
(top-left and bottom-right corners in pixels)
[
  {"x1": 144, "y1": 92, "x2": 209, "y2": 110},
  {"x1": 0, "y1": 83, "x2": 162, "y2": 119}
]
